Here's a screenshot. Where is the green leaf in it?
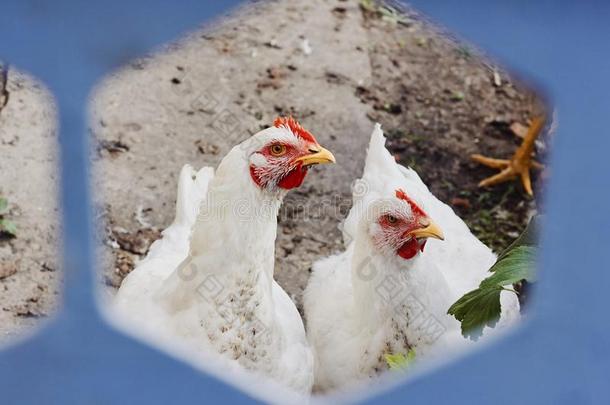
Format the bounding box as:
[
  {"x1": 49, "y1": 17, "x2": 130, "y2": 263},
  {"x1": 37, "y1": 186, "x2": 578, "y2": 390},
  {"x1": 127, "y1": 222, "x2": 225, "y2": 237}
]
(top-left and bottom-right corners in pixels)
[
  {"x1": 448, "y1": 246, "x2": 537, "y2": 340},
  {"x1": 384, "y1": 349, "x2": 416, "y2": 371},
  {"x1": 484, "y1": 246, "x2": 537, "y2": 285},
  {"x1": 0, "y1": 219, "x2": 17, "y2": 236},
  {"x1": 448, "y1": 285, "x2": 502, "y2": 340},
  {"x1": 496, "y1": 215, "x2": 541, "y2": 261},
  {"x1": 0, "y1": 197, "x2": 7, "y2": 214}
]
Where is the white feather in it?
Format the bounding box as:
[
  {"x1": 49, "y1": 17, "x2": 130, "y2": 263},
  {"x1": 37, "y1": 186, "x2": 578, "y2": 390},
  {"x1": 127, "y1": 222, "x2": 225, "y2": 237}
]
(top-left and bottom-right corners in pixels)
[
  {"x1": 305, "y1": 124, "x2": 520, "y2": 393},
  {"x1": 114, "y1": 128, "x2": 314, "y2": 397}
]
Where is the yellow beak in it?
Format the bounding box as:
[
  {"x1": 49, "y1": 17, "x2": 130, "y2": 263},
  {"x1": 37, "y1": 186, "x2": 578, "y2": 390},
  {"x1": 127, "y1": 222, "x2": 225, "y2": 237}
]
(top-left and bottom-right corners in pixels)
[
  {"x1": 408, "y1": 220, "x2": 445, "y2": 241},
  {"x1": 295, "y1": 146, "x2": 336, "y2": 166}
]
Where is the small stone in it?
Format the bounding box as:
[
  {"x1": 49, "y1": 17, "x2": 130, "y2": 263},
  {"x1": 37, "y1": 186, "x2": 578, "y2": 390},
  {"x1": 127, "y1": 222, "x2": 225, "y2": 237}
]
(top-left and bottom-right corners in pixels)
[
  {"x1": 0, "y1": 260, "x2": 17, "y2": 280},
  {"x1": 450, "y1": 197, "x2": 471, "y2": 210}
]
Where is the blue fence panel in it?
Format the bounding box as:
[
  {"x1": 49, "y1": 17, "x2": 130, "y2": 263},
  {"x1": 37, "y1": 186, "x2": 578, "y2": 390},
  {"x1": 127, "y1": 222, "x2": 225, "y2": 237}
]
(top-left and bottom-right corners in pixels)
[
  {"x1": 373, "y1": 1, "x2": 610, "y2": 404},
  {"x1": 0, "y1": 1, "x2": 256, "y2": 403},
  {"x1": 0, "y1": 0, "x2": 608, "y2": 403}
]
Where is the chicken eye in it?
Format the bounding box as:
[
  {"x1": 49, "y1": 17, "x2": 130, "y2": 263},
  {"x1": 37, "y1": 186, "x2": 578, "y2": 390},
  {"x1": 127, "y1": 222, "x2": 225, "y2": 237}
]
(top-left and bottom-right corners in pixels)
[
  {"x1": 385, "y1": 214, "x2": 398, "y2": 224},
  {"x1": 269, "y1": 143, "x2": 287, "y2": 156}
]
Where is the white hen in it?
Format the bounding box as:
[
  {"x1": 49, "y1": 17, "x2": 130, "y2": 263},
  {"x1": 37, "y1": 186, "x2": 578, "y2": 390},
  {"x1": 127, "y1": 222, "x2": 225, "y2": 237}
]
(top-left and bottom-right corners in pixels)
[
  {"x1": 304, "y1": 124, "x2": 520, "y2": 392},
  {"x1": 114, "y1": 117, "x2": 335, "y2": 395}
]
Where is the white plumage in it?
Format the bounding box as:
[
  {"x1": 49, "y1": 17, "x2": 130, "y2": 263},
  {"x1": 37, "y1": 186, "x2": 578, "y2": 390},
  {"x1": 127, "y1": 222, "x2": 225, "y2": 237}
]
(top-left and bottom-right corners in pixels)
[
  {"x1": 114, "y1": 121, "x2": 336, "y2": 396},
  {"x1": 304, "y1": 123, "x2": 520, "y2": 392}
]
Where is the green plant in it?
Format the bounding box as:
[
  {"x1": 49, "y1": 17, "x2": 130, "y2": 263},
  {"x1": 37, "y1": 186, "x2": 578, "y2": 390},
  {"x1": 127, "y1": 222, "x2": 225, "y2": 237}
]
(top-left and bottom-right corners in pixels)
[
  {"x1": 359, "y1": 0, "x2": 410, "y2": 26},
  {"x1": 448, "y1": 216, "x2": 540, "y2": 340},
  {"x1": 359, "y1": 0, "x2": 377, "y2": 12},
  {"x1": 450, "y1": 90, "x2": 465, "y2": 102},
  {"x1": 456, "y1": 45, "x2": 473, "y2": 59},
  {"x1": 0, "y1": 197, "x2": 17, "y2": 237},
  {"x1": 384, "y1": 349, "x2": 416, "y2": 371}
]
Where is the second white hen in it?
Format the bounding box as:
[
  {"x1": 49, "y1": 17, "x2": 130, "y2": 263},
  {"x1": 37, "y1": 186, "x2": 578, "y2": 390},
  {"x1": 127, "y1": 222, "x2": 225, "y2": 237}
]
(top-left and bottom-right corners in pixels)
[{"x1": 304, "y1": 124, "x2": 520, "y2": 392}]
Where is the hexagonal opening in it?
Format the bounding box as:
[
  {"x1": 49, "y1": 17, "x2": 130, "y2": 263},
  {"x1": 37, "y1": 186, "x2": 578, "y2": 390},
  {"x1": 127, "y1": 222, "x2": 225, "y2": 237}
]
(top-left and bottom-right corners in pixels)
[
  {"x1": 0, "y1": 64, "x2": 61, "y2": 346},
  {"x1": 1, "y1": 1, "x2": 551, "y2": 403}
]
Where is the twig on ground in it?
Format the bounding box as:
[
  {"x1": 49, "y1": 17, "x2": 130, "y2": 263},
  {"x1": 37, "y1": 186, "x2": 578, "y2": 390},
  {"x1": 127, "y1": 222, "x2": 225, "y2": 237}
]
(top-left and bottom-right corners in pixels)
[{"x1": 0, "y1": 63, "x2": 9, "y2": 114}]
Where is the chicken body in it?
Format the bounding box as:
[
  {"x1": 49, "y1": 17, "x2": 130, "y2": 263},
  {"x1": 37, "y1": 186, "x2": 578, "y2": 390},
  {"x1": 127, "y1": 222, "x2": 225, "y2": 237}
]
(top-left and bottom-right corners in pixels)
[
  {"x1": 115, "y1": 120, "x2": 335, "y2": 396},
  {"x1": 304, "y1": 124, "x2": 520, "y2": 392}
]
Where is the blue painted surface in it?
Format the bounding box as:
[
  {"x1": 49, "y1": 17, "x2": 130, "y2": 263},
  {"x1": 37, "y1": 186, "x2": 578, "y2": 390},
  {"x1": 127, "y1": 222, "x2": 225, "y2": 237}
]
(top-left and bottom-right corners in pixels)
[
  {"x1": 0, "y1": 1, "x2": 257, "y2": 403},
  {"x1": 371, "y1": 1, "x2": 610, "y2": 404},
  {"x1": 0, "y1": 0, "x2": 608, "y2": 403}
]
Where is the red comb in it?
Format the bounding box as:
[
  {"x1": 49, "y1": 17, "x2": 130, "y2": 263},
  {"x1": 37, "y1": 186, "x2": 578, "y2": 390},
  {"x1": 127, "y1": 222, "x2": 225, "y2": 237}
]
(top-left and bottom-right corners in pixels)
[
  {"x1": 273, "y1": 116, "x2": 317, "y2": 144},
  {"x1": 396, "y1": 188, "x2": 427, "y2": 217}
]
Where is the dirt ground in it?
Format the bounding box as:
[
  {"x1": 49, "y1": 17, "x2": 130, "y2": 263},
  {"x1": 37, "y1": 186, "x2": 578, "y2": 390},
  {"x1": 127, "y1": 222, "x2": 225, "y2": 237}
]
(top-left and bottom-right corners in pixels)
[
  {"x1": 0, "y1": 0, "x2": 543, "y2": 343},
  {"x1": 0, "y1": 69, "x2": 59, "y2": 341}
]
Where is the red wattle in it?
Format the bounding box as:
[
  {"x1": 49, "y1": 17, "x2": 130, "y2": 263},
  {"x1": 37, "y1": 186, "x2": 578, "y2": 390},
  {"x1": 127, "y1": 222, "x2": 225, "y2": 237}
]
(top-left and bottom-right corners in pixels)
[
  {"x1": 397, "y1": 239, "x2": 420, "y2": 260},
  {"x1": 250, "y1": 166, "x2": 263, "y2": 187},
  {"x1": 250, "y1": 164, "x2": 308, "y2": 190},
  {"x1": 278, "y1": 166, "x2": 308, "y2": 190}
]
